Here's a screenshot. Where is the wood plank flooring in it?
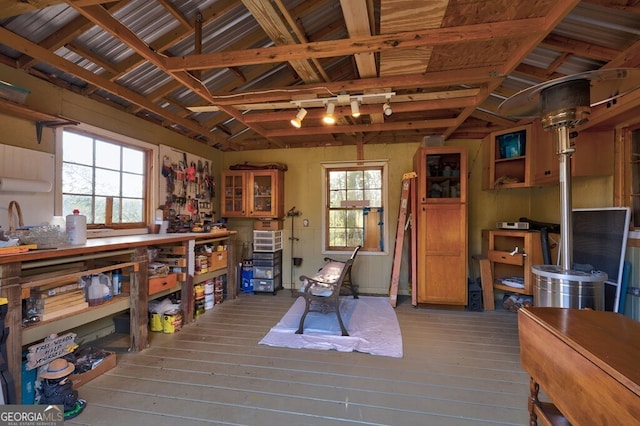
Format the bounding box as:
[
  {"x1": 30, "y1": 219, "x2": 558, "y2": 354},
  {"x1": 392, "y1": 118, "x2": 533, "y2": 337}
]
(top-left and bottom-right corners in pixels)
[{"x1": 67, "y1": 292, "x2": 530, "y2": 426}]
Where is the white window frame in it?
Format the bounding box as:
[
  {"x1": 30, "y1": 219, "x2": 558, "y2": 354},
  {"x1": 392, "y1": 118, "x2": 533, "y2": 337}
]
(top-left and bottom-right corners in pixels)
[
  {"x1": 321, "y1": 160, "x2": 389, "y2": 256},
  {"x1": 54, "y1": 123, "x2": 158, "y2": 230}
]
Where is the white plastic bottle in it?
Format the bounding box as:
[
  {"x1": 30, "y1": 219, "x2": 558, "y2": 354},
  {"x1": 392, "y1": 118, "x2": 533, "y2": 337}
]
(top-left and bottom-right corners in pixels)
[{"x1": 66, "y1": 209, "x2": 87, "y2": 245}]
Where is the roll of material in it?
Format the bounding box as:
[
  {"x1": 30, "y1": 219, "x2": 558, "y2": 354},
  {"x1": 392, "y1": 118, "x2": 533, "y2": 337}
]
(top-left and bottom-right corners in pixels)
[{"x1": 0, "y1": 177, "x2": 52, "y2": 193}]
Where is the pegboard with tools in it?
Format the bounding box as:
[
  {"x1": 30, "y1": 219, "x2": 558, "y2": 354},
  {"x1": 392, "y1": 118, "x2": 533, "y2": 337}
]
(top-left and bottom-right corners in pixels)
[{"x1": 158, "y1": 145, "x2": 215, "y2": 220}]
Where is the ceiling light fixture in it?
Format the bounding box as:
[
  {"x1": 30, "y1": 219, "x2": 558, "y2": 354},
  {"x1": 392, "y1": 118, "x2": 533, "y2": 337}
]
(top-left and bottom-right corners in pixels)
[
  {"x1": 350, "y1": 100, "x2": 361, "y2": 118},
  {"x1": 383, "y1": 101, "x2": 393, "y2": 116},
  {"x1": 290, "y1": 107, "x2": 307, "y2": 128},
  {"x1": 323, "y1": 102, "x2": 336, "y2": 124}
]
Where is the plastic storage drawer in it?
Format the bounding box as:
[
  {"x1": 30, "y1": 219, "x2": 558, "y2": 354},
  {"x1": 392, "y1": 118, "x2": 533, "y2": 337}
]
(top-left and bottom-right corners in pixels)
[
  {"x1": 253, "y1": 230, "x2": 283, "y2": 252},
  {"x1": 253, "y1": 265, "x2": 281, "y2": 279},
  {"x1": 251, "y1": 275, "x2": 282, "y2": 294},
  {"x1": 252, "y1": 251, "x2": 282, "y2": 266}
]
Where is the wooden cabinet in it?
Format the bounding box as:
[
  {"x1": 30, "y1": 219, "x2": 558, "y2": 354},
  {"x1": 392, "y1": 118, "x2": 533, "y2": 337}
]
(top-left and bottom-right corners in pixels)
[
  {"x1": 486, "y1": 230, "x2": 543, "y2": 296},
  {"x1": 572, "y1": 129, "x2": 614, "y2": 177},
  {"x1": 485, "y1": 124, "x2": 532, "y2": 189},
  {"x1": 221, "y1": 170, "x2": 284, "y2": 218},
  {"x1": 413, "y1": 146, "x2": 468, "y2": 305},
  {"x1": 485, "y1": 122, "x2": 615, "y2": 190}
]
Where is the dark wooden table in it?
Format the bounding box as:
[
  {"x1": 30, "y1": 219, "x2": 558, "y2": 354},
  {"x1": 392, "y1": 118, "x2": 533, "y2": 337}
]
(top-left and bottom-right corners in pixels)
[{"x1": 518, "y1": 307, "x2": 640, "y2": 425}]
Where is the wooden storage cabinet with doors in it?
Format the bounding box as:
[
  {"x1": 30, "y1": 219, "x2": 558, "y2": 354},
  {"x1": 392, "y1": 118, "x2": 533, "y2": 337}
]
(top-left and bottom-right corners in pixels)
[
  {"x1": 221, "y1": 170, "x2": 284, "y2": 218},
  {"x1": 485, "y1": 122, "x2": 614, "y2": 190},
  {"x1": 413, "y1": 146, "x2": 468, "y2": 305}
]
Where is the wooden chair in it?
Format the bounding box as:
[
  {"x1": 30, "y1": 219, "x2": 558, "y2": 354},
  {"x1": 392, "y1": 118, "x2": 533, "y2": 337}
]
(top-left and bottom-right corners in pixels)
[{"x1": 296, "y1": 246, "x2": 361, "y2": 336}]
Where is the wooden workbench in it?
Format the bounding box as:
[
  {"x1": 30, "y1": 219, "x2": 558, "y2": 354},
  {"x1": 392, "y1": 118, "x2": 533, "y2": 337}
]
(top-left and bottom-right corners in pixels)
[
  {"x1": 0, "y1": 231, "x2": 236, "y2": 402},
  {"x1": 518, "y1": 307, "x2": 640, "y2": 425}
]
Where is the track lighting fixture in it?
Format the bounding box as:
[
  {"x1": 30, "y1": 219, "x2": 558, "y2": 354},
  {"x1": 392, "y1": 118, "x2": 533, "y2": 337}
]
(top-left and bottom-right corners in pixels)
[
  {"x1": 323, "y1": 102, "x2": 336, "y2": 124},
  {"x1": 290, "y1": 107, "x2": 307, "y2": 128},
  {"x1": 383, "y1": 101, "x2": 393, "y2": 116},
  {"x1": 350, "y1": 100, "x2": 361, "y2": 118}
]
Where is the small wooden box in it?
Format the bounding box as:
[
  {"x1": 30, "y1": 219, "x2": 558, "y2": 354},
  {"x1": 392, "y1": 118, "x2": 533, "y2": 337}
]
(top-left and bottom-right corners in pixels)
[
  {"x1": 254, "y1": 219, "x2": 283, "y2": 230},
  {"x1": 209, "y1": 250, "x2": 228, "y2": 271},
  {"x1": 148, "y1": 273, "x2": 179, "y2": 295},
  {"x1": 70, "y1": 351, "x2": 116, "y2": 389}
]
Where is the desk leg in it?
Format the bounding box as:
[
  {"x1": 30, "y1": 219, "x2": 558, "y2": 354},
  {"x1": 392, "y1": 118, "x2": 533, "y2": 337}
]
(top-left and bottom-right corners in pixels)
[{"x1": 528, "y1": 377, "x2": 540, "y2": 426}]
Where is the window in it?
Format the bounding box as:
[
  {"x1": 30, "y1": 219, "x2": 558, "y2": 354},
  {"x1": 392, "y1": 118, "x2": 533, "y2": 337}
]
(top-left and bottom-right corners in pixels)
[
  {"x1": 323, "y1": 161, "x2": 388, "y2": 253},
  {"x1": 61, "y1": 129, "x2": 150, "y2": 227},
  {"x1": 622, "y1": 126, "x2": 640, "y2": 229}
]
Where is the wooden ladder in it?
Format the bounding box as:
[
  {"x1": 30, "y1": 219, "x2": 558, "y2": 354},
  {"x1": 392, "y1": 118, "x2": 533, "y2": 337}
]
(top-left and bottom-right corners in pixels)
[{"x1": 389, "y1": 172, "x2": 416, "y2": 307}]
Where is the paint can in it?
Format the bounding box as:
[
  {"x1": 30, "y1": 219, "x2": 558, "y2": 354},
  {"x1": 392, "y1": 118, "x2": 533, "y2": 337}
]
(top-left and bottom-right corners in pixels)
[
  {"x1": 163, "y1": 309, "x2": 182, "y2": 333},
  {"x1": 194, "y1": 299, "x2": 205, "y2": 317},
  {"x1": 204, "y1": 279, "x2": 214, "y2": 295},
  {"x1": 149, "y1": 312, "x2": 163, "y2": 332},
  {"x1": 205, "y1": 293, "x2": 214, "y2": 310},
  {"x1": 194, "y1": 283, "x2": 205, "y2": 300}
]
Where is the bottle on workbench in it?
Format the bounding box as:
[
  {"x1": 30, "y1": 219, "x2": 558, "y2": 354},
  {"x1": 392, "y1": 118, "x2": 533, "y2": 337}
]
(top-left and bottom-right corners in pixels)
[{"x1": 66, "y1": 209, "x2": 86, "y2": 245}]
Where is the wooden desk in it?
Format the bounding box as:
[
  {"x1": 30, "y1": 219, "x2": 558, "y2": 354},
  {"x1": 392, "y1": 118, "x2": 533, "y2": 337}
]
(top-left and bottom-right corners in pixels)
[{"x1": 518, "y1": 307, "x2": 640, "y2": 425}]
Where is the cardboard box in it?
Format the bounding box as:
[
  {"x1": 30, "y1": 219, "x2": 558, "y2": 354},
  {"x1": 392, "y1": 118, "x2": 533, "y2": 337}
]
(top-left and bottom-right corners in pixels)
[
  {"x1": 254, "y1": 219, "x2": 283, "y2": 230},
  {"x1": 148, "y1": 272, "x2": 178, "y2": 295},
  {"x1": 209, "y1": 250, "x2": 227, "y2": 271},
  {"x1": 70, "y1": 352, "x2": 116, "y2": 389}
]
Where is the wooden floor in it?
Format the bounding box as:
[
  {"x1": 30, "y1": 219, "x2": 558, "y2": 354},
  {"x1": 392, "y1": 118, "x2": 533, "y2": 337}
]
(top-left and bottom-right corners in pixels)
[{"x1": 67, "y1": 292, "x2": 531, "y2": 426}]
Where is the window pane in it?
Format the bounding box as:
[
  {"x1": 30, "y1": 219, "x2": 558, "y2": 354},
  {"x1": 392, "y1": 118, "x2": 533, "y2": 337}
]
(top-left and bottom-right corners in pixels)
[
  {"x1": 63, "y1": 132, "x2": 93, "y2": 165},
  {"x1": 365, "y1": 189, "x2": 381, "y2": 207},
  {"x1": 95, "y1": 140, "x2": 121, "y2": 170},
  {"x1": 329, "y1": 171, "x2": 346, "y2": 190},
  {"x1": 346, "y1": 189, "x2": 363, "y2": 201},
  {"x1": 123, "y1": 198, "x2": 143, "y2": 222},
  {"x1": 95, "y1": 169, "x2": 121, "y2": 196},
  {"x1": 329, "y1": 189, "x2": 346, "y2": 207},
  {"x1": 62, "y1": 195, "x2": 93, "y2": 221},
  {"x1": 123, "y1": 173, "x2": 143, "y2": 197},
  {"x1": 123, "y1": 147, "x2": 144, "y2": 173},
  {"x1": 346, "y1": 171, "x2": 363, "y2": 191},
  {"x1": 94, "y1": 196, "x2": 106, "y2": 224},
  {"x1": 62, "y1": 164, "x2": 93, "y2": 194},
  {"x1": 329, "y1": 228, "x2": 347, "y2": 247},
  {"x1": 346, "y1": 209, "x2": 362, "y2": 227},
  {"x1": 329, "y1": 210, "x2": 345, "y2": 228},
  {"x1": 364, "y1": 170, "x2": 381, "y2": 189},
  {"x1": 347, "y1": 228, "x2": 363, "y2": 247}
]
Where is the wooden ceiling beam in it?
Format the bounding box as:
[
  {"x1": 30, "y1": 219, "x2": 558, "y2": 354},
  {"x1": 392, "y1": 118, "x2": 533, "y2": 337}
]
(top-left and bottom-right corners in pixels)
[
  {"x1": 0, "y1": 25, "x2": 229, "y2": 148},
  {"x1": 164, "y1": 18, "x2": 547, "y2": 71},
  {"x1": 242, "y1": 0, "x2": 324, "y2": 83},
  {"x1": 199, "y1": 69, "x2": 495, "y2": 105}
]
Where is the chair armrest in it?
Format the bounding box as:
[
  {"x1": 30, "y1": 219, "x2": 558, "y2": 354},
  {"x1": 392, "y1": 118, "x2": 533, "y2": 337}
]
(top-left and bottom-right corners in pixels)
[{"x1": 299, "y1": 275, "x2": 335, "y2": 286}]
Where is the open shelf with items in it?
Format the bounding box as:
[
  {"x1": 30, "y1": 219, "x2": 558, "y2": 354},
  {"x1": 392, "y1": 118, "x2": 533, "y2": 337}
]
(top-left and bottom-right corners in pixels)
[
  {"x1": 19, "y1": 252, "x2": 140, "y2": 345},
  {"x1": 414, "y1": 146, "x2": 467, "y2": 204},
  {"x1": 486, "y1": 229, "x2": 543, "y2": 296},
  {"x1": 486, "y1": 124, "x2": 532, "y2": 189}
]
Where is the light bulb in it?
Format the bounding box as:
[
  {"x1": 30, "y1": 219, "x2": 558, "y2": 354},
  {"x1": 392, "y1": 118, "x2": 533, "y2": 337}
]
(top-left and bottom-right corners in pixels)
[
  {"x1": 290, "y1": 108, "x2": 307, "y2": 128},
  {"x1": 383, "y1": 101, "x2": 392, "y2": 116},
  {"x1": 350, "y1": 100, "x2": 361, "y2": 118},
  {"x1": 323, "y1": 102, "x2": 336, "y2": 124}
]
